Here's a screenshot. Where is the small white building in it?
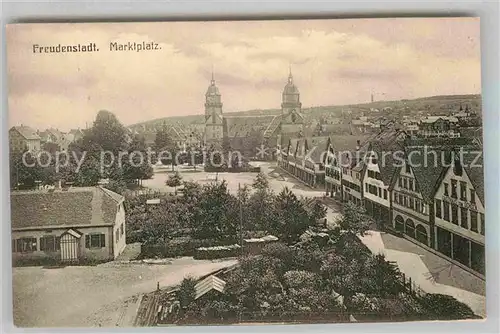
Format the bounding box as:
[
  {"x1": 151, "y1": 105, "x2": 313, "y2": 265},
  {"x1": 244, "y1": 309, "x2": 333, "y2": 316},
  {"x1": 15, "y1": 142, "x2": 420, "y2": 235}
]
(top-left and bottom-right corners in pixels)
[{"x1": 11, "y1": 186, "x2": 126, "y2": 264}]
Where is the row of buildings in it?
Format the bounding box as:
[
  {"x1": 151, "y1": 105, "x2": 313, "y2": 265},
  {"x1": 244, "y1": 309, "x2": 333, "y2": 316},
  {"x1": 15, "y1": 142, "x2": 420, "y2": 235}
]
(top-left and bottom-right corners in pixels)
[
  {"x1": 276, "y1": 128, "x2": 485, "y2": 276},
  {"x1": 9, "y1": 126, "x2": 85, "y2": 154}
]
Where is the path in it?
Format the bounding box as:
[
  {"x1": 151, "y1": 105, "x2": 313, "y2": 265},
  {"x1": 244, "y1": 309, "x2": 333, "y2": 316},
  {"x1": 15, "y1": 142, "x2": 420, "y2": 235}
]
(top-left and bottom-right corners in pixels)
[
  {"x1": 359, "y1": 231, "x2": 485, "y2": 317},
  {"x1": 12, "y1": 258, "x2": 237, "y2": 327}
]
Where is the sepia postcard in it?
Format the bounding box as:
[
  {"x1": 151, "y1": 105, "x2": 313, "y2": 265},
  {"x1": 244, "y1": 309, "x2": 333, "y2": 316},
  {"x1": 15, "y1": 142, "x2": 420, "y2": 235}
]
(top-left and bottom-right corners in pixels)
[{"x1": 7, "y1": 18, "x2": 485, "y2": 328}]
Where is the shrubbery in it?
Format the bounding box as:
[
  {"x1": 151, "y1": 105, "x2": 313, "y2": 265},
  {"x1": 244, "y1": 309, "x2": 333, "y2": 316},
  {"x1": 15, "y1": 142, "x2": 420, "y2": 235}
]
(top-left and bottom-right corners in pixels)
[
  {"x1": 139, "y1": 237, "x2": 236, "y2": 259},
  {"x1": 194, "y1": 244, "x2": 241, "y2": 260}
]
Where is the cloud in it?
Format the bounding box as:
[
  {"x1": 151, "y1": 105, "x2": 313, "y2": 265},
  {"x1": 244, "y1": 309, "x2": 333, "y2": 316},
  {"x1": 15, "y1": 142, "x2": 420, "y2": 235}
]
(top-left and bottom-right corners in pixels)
[{"x1": 6, "y1": 18, "x2": 480, "y2": 130}]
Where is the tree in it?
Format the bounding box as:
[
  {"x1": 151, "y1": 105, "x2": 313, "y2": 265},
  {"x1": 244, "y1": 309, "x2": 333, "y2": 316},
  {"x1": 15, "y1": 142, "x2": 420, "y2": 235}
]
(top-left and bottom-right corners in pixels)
[
  {"x1": 154, "y1": 123, "x2": 179, "y2": 170},
  {"x1": 178, "y1": 276, "x2": 197, "y2": 309},
  {"x1": 191, "y1": 181, "x2": 238, "y2": 240},
  {"x1": 336, "y1": 201, "x2": 373, "y2": 237},
  {"x1": 89, "y1": 110, "x2": 128, "y2": 153},
  {"x1": 272, "y1": 187, "x2": 311, "y2": 244},
  {"x1": 122, "y1": 135, "x2": 153, "y2": 185},
  {"x1": 252, "y1": 172, "x2": 269, "y2": 191},
  {"x1": 166, "y1": 172, "x2": 183, "y2": 194}
]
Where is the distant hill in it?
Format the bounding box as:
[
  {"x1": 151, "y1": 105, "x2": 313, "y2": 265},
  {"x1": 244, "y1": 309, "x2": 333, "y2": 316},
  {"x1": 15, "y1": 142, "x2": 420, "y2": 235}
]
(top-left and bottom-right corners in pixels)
[{"x1": 128, "y1": 94, "x2": 481, "y2": 129}]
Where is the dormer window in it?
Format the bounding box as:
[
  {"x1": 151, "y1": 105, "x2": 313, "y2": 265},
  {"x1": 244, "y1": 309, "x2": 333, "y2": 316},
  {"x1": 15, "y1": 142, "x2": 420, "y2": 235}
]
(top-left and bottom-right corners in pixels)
[{"x1": 453, "y1": 158, "x2": 463, "y2": 176}]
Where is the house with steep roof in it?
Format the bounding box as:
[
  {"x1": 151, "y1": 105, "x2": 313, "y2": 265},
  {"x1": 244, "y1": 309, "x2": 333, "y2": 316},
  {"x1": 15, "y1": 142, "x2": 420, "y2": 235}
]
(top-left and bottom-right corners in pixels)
[
  {"x1": 11, "y1": 186, "x2": 126, "y2": 264},
  {"x1": 363, "y1": 130, "x2": 407, "y2": 228},
  {"x1": 9, "y1": 125, "x2": 41, "y2": 153},
  {"x1": 324, "y1": 135, "x2": 370, "y2": 201},
  {"x1": 279, "y1": 136, "x2": 329, "y2": 188},
  {"x1": 390, "y1": 146, "x2": 450, "y2": 247},
  {"x1": 433, "y1": 149, "x2": 485, "y2": 275}
]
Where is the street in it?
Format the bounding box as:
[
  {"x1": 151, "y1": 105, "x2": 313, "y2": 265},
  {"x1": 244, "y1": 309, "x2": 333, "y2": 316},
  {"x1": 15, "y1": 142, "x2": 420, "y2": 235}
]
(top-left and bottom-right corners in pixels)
[{"x1": 12, "y1": 258, "x2": 237, "y2": 327}]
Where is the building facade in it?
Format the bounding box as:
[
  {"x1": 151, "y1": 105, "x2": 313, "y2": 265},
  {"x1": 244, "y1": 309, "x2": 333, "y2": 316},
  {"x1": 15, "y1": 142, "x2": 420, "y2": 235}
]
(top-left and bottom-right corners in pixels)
[
  {"x1": 433, "y1": 155, "x2": 485, "y2": 274},
  {"x1": 9, "y1": 125, "x2": 41, "y2": 153},
  {"x1": 11, "y1": 187, "x2": 126, "y2": 264}
]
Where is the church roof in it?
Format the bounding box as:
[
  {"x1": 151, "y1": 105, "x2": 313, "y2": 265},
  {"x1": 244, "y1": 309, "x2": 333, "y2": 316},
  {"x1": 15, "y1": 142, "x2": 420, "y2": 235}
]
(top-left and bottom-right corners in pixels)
[
  {"x1": 206, "y1": 82, "x2": 220, "y2": 96},
  {"x1": 283, "y1": 71, "x2": 300, "y2": 95}
]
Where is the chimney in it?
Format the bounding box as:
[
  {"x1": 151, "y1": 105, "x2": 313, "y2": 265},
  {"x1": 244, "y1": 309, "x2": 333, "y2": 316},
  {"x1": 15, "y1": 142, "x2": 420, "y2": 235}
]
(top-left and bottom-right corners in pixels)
[{"x1": 356, "y1": 140, "x2": 360, "y2": 151}]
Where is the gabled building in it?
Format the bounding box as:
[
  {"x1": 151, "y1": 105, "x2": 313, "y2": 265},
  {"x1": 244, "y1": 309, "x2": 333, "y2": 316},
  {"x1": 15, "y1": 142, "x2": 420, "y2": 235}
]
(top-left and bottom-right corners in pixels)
[
  {"x1": 433, "y1": 151, "x2": 485, "y2": 275},
  {"x1": 419, "y1": 116, "x2": 460, "y2": 138},
  {"x1": 11, "y1": 186, "x2": 126, "y2": 264},
  {"x1": 9, "y1": 125, "x2": 41, "y2": 153},
  {"x1": 391, "y1": 146, "x2": 449, "y2": 247},
  {"x1": 363, "y1": 130, "x2": 407, "y2": 227},
  {"x1": 279, "y1": 136, "x2": 329, "y2": 188},
  {"x1": 340, "y1": 148, "x2": 365, "y2": 207},
  {"x1": 325, "y1": 136, "x2": 367, "y2": 201}
]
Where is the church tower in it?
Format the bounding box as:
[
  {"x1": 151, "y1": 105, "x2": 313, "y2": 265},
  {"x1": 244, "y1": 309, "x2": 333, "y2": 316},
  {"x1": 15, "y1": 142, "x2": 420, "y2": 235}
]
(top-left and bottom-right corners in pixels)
[
  {"x1": 280, "y1": 67, "x2": 304, "y2": 137},
  {"x1": 204, "y1": 72, "x2": 224, "y2": 149}
]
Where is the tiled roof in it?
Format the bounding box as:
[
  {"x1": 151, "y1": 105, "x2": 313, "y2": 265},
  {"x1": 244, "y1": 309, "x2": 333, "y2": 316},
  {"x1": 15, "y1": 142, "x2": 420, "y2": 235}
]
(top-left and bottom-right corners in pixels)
[
  {"x1": 401, "y1": 146, "x2": 452, "y2": 202},
  {"x1": 10, "y1": 187, "x2": 123, "y2": 229},
  {"x1": 224, "y1": 115, "x2": 276, "y2": 138},
  {"x1": 305, "y1": 136, "x2": 330, "y2": 163},
  {"x1": 463, "y1": 151, "x2": 484, "y2": 205},
  {"x1": 195, "y1": 275, "x2": 226, "y2": 300},
  {"x1": 10, "y1": 126, "x2": 40, "y2": 140}
]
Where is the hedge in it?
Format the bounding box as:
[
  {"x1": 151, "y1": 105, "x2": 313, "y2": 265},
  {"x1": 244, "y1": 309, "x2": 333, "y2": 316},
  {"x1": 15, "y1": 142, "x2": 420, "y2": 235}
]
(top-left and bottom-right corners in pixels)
[
  {"x1": 203, "y1": 166, "x2": 261, "y2": 173},
  {"x1": 194, "y1": 244, "x2": 241, "y2": 260},
  {"x1": 139, "y1": 237, "x2": 237, "y2": 259}
]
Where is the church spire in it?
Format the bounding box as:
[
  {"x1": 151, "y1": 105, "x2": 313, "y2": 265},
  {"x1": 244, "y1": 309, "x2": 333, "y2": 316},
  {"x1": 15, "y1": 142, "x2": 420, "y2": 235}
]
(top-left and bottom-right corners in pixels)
[
  {"x1": 211, "y1": 65, "x2": 215, "y2": 85},
  {"x1": 288, "y1": 64, "x2": 293, "y2": 84}
]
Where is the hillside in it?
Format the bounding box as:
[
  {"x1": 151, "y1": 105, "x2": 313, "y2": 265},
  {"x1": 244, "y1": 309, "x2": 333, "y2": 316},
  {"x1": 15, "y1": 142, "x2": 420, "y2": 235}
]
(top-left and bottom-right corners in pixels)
[{"x1": 128, "y1": 94, "x2": 481, "y2": 129}]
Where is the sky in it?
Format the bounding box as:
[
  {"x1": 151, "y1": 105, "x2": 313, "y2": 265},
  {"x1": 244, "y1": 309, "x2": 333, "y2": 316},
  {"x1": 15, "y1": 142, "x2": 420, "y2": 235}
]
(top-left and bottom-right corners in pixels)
[{"x1": 7, "y1": 18, "x2": 481, "y2": 131}]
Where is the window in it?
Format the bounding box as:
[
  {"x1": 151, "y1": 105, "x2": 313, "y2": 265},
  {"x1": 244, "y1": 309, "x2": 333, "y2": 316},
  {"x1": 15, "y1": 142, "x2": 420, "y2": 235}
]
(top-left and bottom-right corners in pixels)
[
  {"x1": 405, "y1": 164, "x2": 411, "y2": 174},
  {"x1": 422, "y1": 203, "x2": 427, "y2": 214},
  {"x1": 85, "y1": 233, "x2": 106, "y2": 249},
  {"x1": 398, "y1": 178, "x2": 402, "y2": 188},
  {"x1": 470, "y1": 189, "x2": 475, "y2": 204},
  {"x1": 378, "y1": 187, "x2": 382, "y2": 197},
  {"x1": 16, "y1": 238, "x2": 37, "y2": 253},
  {"x1": 451, "y1": 204, "x2": 459, "y2": 225},
  {"x1": 365, "y1": 183, "x2": 368, "y2": 191},
  {"x1": 399, "y1": 194, "x2": 403, "y2": 205},
  {"x1": 120, "y1": 224, "x2": 124, "y2": 236},
  {"x1": 384, "y1": 189, "x2": 387, "y2": 200},
  {"x1": 480, "y1": 213, "x2": 485, "y2": 235},
  {"x1": 115, "y1": 230, "x2": 120, "y2": 242},
  {"x1": 444, "y1": 183, "x2": 449, "y2": 196},
  {"x1": 416, "y1": 201, "x2": 421, "y2": 213},
  {"x1": 40, "y1": 236, "x2": 60, "y2": 252},
  {"x1": 451, "y1": 180, "x2": 458, "y2": 199},
  {"x1": 443, "y1": 202, "x2": 450, "y2": 221},
  {"x1": 460, "y1": 181, "x2": 467, "y2": 201},
  {"x1": 470, "y1": 211, "x2": 478, "y2": 232},
  {"x1": 460, "y1": 207, "x2": 468, "y2": 229},
  {"x1": 409, "y1": 179, "x2": 414, "y2": 191},
  {"x1": 435, "y1": 199, "x2": 442, "y2": 218},
  {"x1": 403, "y1": 178, "x2": 408, "y2": 189}
]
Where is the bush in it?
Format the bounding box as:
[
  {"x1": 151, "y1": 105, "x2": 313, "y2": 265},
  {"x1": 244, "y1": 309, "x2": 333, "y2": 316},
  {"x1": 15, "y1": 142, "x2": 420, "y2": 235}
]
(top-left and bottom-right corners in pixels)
[
  {"x1": 139, "y1": 237, "x2": 237, "y2": 259},
  {"x1": 194, "y1": 244, "x2": 241, "y2": 260}
]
